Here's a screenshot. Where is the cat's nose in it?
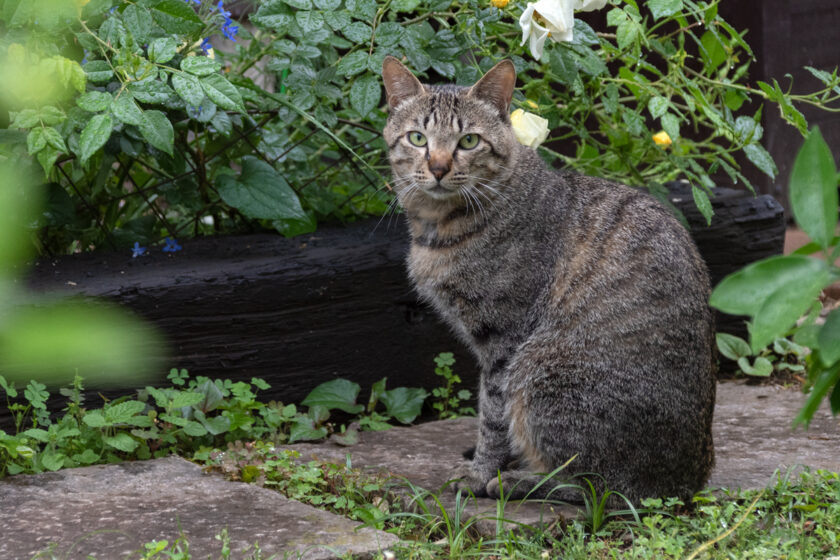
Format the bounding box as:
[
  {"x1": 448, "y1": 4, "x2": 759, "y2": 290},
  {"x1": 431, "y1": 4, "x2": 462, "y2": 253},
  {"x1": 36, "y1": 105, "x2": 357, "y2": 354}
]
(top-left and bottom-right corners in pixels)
[{"x1": 428, "y1": 153, "x2": 451, "y2": 180}]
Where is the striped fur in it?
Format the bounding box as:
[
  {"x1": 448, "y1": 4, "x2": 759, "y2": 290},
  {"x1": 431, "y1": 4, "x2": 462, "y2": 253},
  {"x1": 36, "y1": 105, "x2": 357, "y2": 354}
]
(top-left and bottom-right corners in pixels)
[{"x1": 382, "y1": 57, "x2": 716, "y2": 504}]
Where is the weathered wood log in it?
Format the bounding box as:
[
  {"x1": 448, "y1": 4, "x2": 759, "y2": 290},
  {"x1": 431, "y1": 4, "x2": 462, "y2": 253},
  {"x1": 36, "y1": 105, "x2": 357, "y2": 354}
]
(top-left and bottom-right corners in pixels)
[{"x1": 23, "y1": 185, "x2": 783, "y2": 412}]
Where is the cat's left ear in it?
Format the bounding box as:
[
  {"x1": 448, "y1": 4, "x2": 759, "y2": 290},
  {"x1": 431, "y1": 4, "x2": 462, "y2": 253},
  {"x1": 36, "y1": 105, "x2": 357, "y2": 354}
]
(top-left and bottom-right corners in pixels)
[{"x1": 468, "y1": 60, "x2": 516, "y2": 117}]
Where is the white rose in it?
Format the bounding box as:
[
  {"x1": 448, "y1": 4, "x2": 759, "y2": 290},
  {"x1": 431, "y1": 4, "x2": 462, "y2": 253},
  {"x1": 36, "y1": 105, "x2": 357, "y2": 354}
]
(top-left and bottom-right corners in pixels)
[
  {"x1": 510, "y1": 109, "x2": 550, "y2": 148},
  {"x1": 519, "y1": 0, "x2": 608, "y2": 60},
  {"x1": 519, "y1": 0, "x2": 574, "y2": 61}
]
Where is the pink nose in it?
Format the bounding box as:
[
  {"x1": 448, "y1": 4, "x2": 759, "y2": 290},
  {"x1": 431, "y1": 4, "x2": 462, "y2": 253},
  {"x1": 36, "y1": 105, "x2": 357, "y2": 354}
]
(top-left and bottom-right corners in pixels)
[{"x1": 429, "y1": 161, "x2": 450, "y2": 180}]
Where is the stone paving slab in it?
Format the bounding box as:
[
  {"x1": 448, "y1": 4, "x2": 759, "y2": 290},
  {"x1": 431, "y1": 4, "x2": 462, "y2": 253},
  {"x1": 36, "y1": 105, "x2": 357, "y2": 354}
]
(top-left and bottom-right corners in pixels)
[
  {"x1": 285, "y1": 381, "x2": 840, "y2": 531},
  {"x1": 0, "y1": 456, "x2": 397, "y2": 560},
  {"x1": 2, "y1": 381, "x2": 839, "y2": 558}
]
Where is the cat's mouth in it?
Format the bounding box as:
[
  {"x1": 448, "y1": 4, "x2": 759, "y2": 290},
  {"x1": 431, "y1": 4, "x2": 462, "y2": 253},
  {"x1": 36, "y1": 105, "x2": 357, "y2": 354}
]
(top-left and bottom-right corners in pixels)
[{"x1": 424, "y1": 183, "x2": 458, "y2": 199}]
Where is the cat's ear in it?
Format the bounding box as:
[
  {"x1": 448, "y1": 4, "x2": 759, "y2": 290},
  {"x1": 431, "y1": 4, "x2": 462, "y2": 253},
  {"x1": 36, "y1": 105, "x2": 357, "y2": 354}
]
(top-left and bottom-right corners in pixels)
[
  {"x1": 468, "y1": 60, "x2": 516, "y2": 116},
  {"x1": 382, "y1": 56, "x2": 425, "y2": 109}
]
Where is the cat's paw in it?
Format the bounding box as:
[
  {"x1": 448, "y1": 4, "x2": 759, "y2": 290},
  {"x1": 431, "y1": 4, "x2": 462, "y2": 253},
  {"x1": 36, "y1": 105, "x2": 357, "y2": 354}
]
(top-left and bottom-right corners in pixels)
[{"x1": 449, "y1": 463, "x2": 491, "y2": 497}]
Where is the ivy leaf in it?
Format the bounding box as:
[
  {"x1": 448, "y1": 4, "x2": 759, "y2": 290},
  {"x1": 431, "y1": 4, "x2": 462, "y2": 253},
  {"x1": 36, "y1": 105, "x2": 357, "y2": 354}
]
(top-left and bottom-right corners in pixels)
[
  {"x1": 216, "y1": 156, "x2": 307, "y2": 221},
  {"x1": 199, "y1": 74, "x2": 244, "y2": 112},
  {"x1": 79, "y1": 113, "x2": 113, "y2": 163},
  {"x1": 111, "y1": 93, "x2": 144, "y2": 126},
  {"x1": 181, "y1": 56, "x2": 222, "y2": 76},
  {"x1": 172, "y1": 72, "x2": 205, "y2": 107},
  {"x1": 148, "y1": 37, "x2": 178, "y2": 64},
  {"x1": 150, "y1": 0, "x2": 203, "y2": 35},
  {"x1": 138, "y1": 110, "x2": 174, "y2": 155},
  {"x1": 349, "y1": 74, "x2": 380, "y2": 118},
  {"x1": 301, "y1": 379, "x2": 364, "y2": 414},
  {"x1": 77, "y1": 91, "x2": 112, "y2": 113},
  {"x1": 789, "y1": 127, "x2": 838, "y2": 250}
]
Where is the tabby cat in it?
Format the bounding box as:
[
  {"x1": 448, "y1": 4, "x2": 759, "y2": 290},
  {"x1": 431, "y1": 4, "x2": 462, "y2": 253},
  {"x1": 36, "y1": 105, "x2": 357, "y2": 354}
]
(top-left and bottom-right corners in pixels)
[{"x1": 381, "y1": 56, "x2": 716, "y2": 503}]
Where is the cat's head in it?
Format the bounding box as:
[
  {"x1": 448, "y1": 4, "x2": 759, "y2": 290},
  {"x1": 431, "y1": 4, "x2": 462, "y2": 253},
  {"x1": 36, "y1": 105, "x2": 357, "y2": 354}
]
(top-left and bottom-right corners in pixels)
[{"x1": 381, "y1": 57, "x2": 519, "y2": 208}]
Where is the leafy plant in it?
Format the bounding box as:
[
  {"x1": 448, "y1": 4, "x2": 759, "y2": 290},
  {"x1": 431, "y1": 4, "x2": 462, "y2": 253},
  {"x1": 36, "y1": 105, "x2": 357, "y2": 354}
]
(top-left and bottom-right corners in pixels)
[
  {"x1": 716, "y1": 333, "x2": 808, "y2": 378},
  {"x1": 710, "y1": 127, "x2": 840, "y2": 426},
  {"x1": 430, "y1": 352, "x2": 475, "y2": 419}
]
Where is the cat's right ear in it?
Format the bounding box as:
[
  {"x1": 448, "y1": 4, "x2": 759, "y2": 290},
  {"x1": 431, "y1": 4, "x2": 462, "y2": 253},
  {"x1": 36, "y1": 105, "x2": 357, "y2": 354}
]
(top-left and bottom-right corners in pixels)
[{"x1": 382, "y1": 56, "x2": 425, "y2": 109}]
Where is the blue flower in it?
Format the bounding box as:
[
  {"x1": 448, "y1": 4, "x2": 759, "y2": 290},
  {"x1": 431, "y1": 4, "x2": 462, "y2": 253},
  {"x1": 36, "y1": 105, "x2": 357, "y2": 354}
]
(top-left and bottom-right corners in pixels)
[
  {"x1": 132, "y1": 242, "x2": 147, "y2": 258},
  {"x1": 184, "y1": 0, "x2": 201, "y2": 4},
  {"x1": 216, "y1": 1, "x2": 231, "y2": 18},
  {"x1": 222, "y1": 23, "x2": 239, "y2": 41},
  {"x1": 200, "y1": 37, "x2": 213, "y2": 54},
  {"x1": 162, "y1": 237, "x2": 182, "y2": 253}
]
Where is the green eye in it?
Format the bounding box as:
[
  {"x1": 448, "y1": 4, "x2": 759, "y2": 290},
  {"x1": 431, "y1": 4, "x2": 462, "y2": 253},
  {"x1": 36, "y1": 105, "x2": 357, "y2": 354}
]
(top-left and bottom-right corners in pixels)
[
  {"x1": 458, "y1": 134, "x2": 480, "y2": 149},
  {"x1": 407, "y1": 131, "x2": 427, "y2": 147}
]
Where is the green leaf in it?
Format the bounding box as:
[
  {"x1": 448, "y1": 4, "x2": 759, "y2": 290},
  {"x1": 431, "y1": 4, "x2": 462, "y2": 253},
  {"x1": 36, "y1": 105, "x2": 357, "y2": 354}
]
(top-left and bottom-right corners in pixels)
[
  {"x1": 648, "y1": 96, "x2": 669, "y2": 119},
  {"x1": 122, "y1": 4, "x2": 153, "y2": 43},
  {"x1": 194, "y1": 410, "x2": 231, "y2": 435},
  {"x1": 199, "y1": 74, "x2": 244, "y2": 112},
  {"x1": 12, "y1": 109, "x2": 39, "y2": 128},
  {"x1": 111, "y1": 93, "x2": 144, "y2": 126},
  {"x1": 138, "y1": 110, "x2": 174, "y2": 155},
  {"x1": 342, "y1": 21, "x2": 371, "y2": 43},
  {"x1": 380, "y1": 387, "x2": 428, "y2": 424},
  {"x1": 84, "y1": 60, "x2": 114, "y2": 84},
  {"x1": 40, "y1": 450, "x2": 65, "y2": 471},
  {"x1": 737, "y1": 356, "x2": 773, "y2": 377},
  {"x1": 795, "y1": 363, "x2": 840, "y2": 428},
  {"x1": 148, "y1": 37, "x2": 178, "y2": 64},
  {"x1": 217, "y1": 156, "x2": 307, "y2": 221},
  {"x1": 648, "y1": 0, "x2": 683, "y2": 20},
  {"x1": 301, "y1": 379, "x2": 364, "y2": 414},
  {"x1": 22, "y1": 428, "x2": 50, "y2": 442},
  {"x1": 691, "y1": 185, "x2": 713, "y2": 226},
  {"x1": 182, "y1": 420, "x2": 207, "y2": 437},
  {"x1": 391, "y1": 0, "x2": 419, "y2": 11},
  {"x1": 661, "y1": 113, "x2": 680, "y2": 141},
  {"x1": 104, "y1": 433, "x2": 139, "y2": 452},
  {"x1": 716, "y1": 333, "x2": 751, "y2": 361},
  {"x1": 819, "y1": 309, "x2": 840, "y2": 366},
  {"x1": 172, "y1": 72, "x2": 205, "y2": 107},
  {"x1": 336, "y1": 51, "x2": 369, "y2": 77},
  {"x1": 324, "y1": 10, "x2": 350, "y2": 30},
  {"x1": 295, "y1": 10, "x2": 324, "y2": 33},
  {"x1": 285, "y1": 0, "x2": 312, "y2": 8},
  {"x1": 27, "y1": 128, "x2": 45, "y2": 155},
  {"x1": 169, "y1": 391, "x2": 204, "y2": 409},
  {"x1": 181, "y1": 56, "x2": 222, "y2": 76},
  {"x1": 38, "y1": 106, "x2": 66, "y2": 126},
  {"x1": 710, "y1": 255, "x2": 829, "y2": 317},
  {"x1": 106, "y1": 401, "x2": 146, "y2": 423},
  {"x1": 750, "y1": 279, "x2": 827, "y2": 352},
  {"x1": 616, "y1": 20, "x2": 638, "y2": 50},
  {"x1": 77, "y1": 91, "x2": 112, "y2": 112},
  {"x1": 82, "y1": 411, "x2": 106, "y2": 428},
  {"x1": 195, "y1": 379, "x2": 224, "y2": 412},
  {"x1": 743, "y1": 143, "x2": 777, "y2": 179},
  {"x1": 78, "y1": 113, "x2": 113, "y2": 163},
  {"x1": 150, "y1": 0, "x2": 203, "y2": 35},
  {"x1": 289, "y1": 417, "x2": 328, "y2": 443},
  {"x1": 349, "y1": 75, "x2": 380, "y2": 118},
  {"x1": 789, "y1": 127, "x2": 839, "y2": 250},
  {"x1": 129, "y1": 80, "x2": 175, "y2": 104}
]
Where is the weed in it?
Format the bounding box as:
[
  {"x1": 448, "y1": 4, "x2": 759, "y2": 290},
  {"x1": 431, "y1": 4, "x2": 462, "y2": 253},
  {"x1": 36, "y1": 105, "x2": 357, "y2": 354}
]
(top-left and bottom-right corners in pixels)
[{"x1": 430, "y1": 353, "x2": 475, "y2": 420}]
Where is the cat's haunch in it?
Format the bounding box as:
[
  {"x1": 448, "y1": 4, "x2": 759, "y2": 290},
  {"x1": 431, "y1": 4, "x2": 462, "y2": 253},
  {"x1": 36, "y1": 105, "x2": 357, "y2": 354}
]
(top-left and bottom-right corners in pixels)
[{"x1": 382, "y1": 56, "x2": 716, "y2": 504}]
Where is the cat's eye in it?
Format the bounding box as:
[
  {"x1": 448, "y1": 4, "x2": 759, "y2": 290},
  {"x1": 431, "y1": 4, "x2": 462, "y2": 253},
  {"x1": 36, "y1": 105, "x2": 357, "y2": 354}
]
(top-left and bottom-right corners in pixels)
[
  {"x1": 407, "y1": 131, "x2": 427, "y2": 147},
  {"x1": 458, "y1": 134, "x2": 480, "y2": 150}
]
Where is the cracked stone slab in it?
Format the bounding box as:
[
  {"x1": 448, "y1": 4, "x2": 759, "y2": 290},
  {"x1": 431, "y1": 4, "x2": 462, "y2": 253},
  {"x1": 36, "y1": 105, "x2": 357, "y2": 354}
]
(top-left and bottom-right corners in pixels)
[
  {"x1": 284, "y1": 381, "x2": 840, "y2": 532},
  {"x1": 0, "y1": 456, "x2": 397, "y2": 560}
]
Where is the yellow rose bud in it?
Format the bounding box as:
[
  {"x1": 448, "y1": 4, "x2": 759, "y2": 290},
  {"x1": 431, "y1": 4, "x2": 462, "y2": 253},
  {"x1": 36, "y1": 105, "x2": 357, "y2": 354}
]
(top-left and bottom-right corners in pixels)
[
  {"x1": 491, "y1": 0, "x2": 509, "y2": 7},
  {"x1": 525, "y1": 99, "x2": 539, "y2": 109},
  {"x1": 652, "y1": 130, "x2": 672, "y2": 147},
  {"x1": 510, "y1": 108, "x2": 550, "y2": 149}
]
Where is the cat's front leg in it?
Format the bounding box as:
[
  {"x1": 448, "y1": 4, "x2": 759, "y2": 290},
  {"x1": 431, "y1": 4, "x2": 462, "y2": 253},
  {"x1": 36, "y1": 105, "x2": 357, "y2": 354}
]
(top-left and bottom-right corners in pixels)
[{"x1": 452, "y1": 371, "x2": 510, "y2": 497}]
